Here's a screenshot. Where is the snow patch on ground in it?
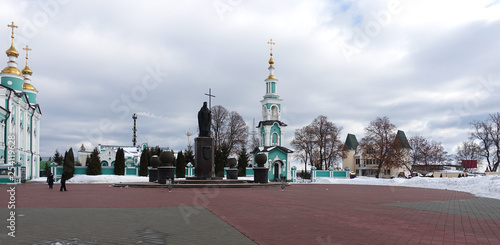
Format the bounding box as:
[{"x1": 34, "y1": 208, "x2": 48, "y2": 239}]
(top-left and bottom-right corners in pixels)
[
  {"x1": 310, "y1": 176, "x2": 500, "y2": 200},
  {"x1": 31, "y1": 175, "x2": 150, "y2": 184}
]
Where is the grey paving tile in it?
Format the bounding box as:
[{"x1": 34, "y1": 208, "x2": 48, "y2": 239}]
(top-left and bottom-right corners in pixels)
[
  {"x1": 0, "y1": 207, "x2": 256, "y2": 245},
  {"x1": 383, "y1": 197, "x2": 500, "y2": 220}
]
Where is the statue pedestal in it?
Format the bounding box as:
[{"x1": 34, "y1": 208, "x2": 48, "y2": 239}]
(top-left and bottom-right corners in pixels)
[
  {"x1": 226, "y1": 168, "x2": 238, "y2": 180},
  {"x1": 253, "y1": 167, "x2": 269, "y2": 183},
  {"x1": 148, "y1": 168, "x2": 158, "y2": 182},
  {"x1": 158, "y1": 166, "x2": 175, "y2": 184},
  {"x1": 193, "y1": 137, "x2": 215, "y2": 179}
]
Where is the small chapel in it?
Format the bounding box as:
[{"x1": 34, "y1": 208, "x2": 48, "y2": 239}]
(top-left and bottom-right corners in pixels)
[
  {"x1": 253, "y1": 40, "x2": 293, "y2": 181},
  {"x1": 0, "y1": 22, "x2": 42, "y2": 183}
]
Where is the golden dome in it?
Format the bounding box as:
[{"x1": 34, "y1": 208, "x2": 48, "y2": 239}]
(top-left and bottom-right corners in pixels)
[
  {"x1": 22, "y1": 65, "x2": 32, "y2": 75},
  {"x1": 267, "y1": 74, "x2": 277, "y2": 79},
  {"x1": 23, "y1": 82, "x2": 37, "y2": 92},
  {"x1": 1, "y1": 66, "x2": 22, "y2": 76},
  {"x1": 268, "y1": 56, "x2": 274, "y2": 65},
  {"x1": 6, "y1": 42, "x2": 19, "y2": 57}
]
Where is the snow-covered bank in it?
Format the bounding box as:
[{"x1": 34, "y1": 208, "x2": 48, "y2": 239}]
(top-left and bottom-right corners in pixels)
[
  {"x1": 30, "y1": 175, "x2": 255, "y2": 184},
  {"x1": 30, "y1": 175, "x2": 500, "y2": 200},
  {"x1": 31, "y1": 175, "x2": 150, "y2": 184},
  {"x1": 311, "y1": 175, "x2": 500, "y2": 200}
]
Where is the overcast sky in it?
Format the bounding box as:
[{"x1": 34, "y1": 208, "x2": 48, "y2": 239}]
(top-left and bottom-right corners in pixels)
[{"x1": 1, "y1": 0, "x2": 500, "y2": 158}]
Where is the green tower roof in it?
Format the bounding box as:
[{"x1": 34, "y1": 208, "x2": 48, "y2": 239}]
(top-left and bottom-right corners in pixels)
[
  {"x1": 344, "y1": 133, "x2": 359, "y2": 150},
  {"x1": 395, "y1": 130, "x2": 411, "y2": 149}
]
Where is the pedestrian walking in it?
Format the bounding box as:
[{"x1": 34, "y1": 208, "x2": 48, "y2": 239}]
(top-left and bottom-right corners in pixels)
[
  {"x1": 47, "y1": 173, "x2": 54, "y2": 189},
  {"x1": 60, "y1": 174, "x2": 67, "y2": 191}
]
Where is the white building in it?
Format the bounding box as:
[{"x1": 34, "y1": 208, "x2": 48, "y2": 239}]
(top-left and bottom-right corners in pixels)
[
  {"x1": 78, "y1": 144, "x2": 145, "y2": 167},
  {"x1": 0, "y1": 22, "x2": 41, "y2": 183}
]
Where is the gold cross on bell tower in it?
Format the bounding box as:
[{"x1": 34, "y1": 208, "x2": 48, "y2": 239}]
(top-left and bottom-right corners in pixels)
[
  {"x1": 267, "y1": 39, "x2": 275, "y2": 54},
  {"x1": 8, "y1": 21, "x2": 18, "y2": 39},
  {"x1": 267, "y1": 39, "x2": 275, "y2": 68},
  {"x1": 23, "y1": 45, "x2": 32, "y2": 60}
]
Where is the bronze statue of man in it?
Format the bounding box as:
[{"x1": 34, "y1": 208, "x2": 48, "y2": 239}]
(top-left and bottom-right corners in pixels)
[{"x1": 198, "y1": 102, "x2": 211, "y2": 137}]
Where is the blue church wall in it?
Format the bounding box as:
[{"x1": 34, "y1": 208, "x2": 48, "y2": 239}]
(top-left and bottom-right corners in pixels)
[
  {"x1": 264, "y1": 103, "x2": 281, "y2": 110},
  {"x1": 1, "y1": 76, "x2": 23, "y2": 91},
  {"x1": 26, "y1": 92, "x2": 37, "y2": 104}
]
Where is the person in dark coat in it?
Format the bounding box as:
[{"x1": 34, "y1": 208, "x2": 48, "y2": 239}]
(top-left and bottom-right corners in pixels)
[
  {"x1": 47, "y1": 173, "x2": 54, "y2": 189},
  {"x1": 60, "y1": 174, "x2": 67, "y2": 191}
]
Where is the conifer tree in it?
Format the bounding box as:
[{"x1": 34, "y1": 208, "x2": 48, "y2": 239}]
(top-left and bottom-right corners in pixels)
[
  {"x1": 87, "y1": 147, "x2": 102, "y2": 175},
  {"x1": 53, "y1": 149, "x2": 63, "y2": 165},
  {"x1": 176, "y1": 151, "x2": 186, "y2": 178},
  {"x1": 62, "y1": 148, "x2": 75, "y2": 179},
  {"x1": 44, "y1": 162, "x2": 51, "y2": 176},
  {"x1": 214, "y1": 145, "x2": 229, "y2": 177},
  {"x1": 114, "y1": 148, "x2": 125, "y2": 175},
  {"x1": 85, "y1": 155, "x2": 91, "y2": 166},
  {"x1": 184, "y1": 148, "x2": 194, "y2": 165},
  {"x1": 238, "y1": 147, "x2": 249, "y2": 176},
  {"x1": 139, "y1": 147, "x2": 150, "y2": 176}
]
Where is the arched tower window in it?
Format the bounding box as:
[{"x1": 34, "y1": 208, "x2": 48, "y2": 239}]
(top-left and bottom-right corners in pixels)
[
  {"x1": 272, "y1": 133, "x2": 279, "y2": 146},
  {"x1": 271, "y1": 106, "x2": 279, "y2": 120}
]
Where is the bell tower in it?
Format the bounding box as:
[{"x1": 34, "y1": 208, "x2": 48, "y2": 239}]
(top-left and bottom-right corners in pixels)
[
  {"x1": 258, "y1": 39, "x2": 286, "y2": 147},
  {"x1": 254, "y1": 39, "x2": 293, "y2": 181}
]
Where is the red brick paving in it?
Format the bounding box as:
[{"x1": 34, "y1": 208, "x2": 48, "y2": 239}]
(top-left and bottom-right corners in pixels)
[{"x1": 1, "y1": 183, "x2": 499, "y2": 244}]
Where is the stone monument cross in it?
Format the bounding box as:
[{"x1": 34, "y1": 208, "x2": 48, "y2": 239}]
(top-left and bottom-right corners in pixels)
[{"x1": 204, "y1": 88, "x2": 215, "y2": 110}]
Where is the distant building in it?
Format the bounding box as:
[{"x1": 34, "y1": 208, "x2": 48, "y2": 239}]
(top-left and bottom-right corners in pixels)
[
  {"x1": 0, "y1": 22, "x2": 41, "y2": 183},
  {"x1": 78, "y1": 144, "x2": 147, "y2": 167},
  {"x1": 252, "y1": 42, "x2": 293, "y2": 181},
  {"x1": 343, "y1": 130, "x2": 410, "y2": 178}
]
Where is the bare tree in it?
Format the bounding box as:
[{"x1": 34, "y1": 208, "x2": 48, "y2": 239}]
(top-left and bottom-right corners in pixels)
[
  {"x1": 210, "y1": 105, "x2": 249, "y2": 155},
  {"x1": 359, "y1": 116, "x2": 398, "y2": 178},
  {"x1": 291, "y1": 126, "x2": 315, "y2": 174},
  {"x1": 309, "y1": 116, "x2": 344, "y2": 170},
  {"x1": 470, "y1": 113, "x2": 500, "y2": 172},
  {"x1": 211, "y1": 105, "x2": 229, "y2": 150},
  {"x1": 291, "y1": 116, "x2": 344, "y2": 170},
  {"x1": 455, "y1": 140, "x2": 483, "y2": 167},
  {"x1": 398, "y1": 135, "x2": 448, "y2": 176},
  {"x1": 226, "y1": 111, "x2": 249, "y2": 153}
]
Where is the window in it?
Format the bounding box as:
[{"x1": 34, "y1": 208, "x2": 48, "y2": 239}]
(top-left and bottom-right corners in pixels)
[
  {"x1": 272, "y1": 133, "x2": 278, "y2": 146},
  {"x1": 271, "y1": 106, "x2": 279, "y2": 120}
]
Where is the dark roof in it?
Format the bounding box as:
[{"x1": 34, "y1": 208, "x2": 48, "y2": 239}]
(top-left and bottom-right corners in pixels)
[
  {"x1": 257, "y1": 120, "x2": 287, "y2": 128},
  {"x1": 344, "y1": 133, "x2": 358, "y2": 150},
  {"x1": 395, "y1": 130, "x2": 411, "y2": 149},
  {"x1": 252, "y1": 145, "x2": 293, "y2": 154}
]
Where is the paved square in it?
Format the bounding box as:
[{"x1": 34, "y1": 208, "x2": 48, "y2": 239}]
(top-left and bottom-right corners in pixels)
[{"x1": 1, "y1": 183, "x2": 499, "y2": 244}]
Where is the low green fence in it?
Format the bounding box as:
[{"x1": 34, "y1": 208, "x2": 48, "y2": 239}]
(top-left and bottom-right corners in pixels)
[{"x1": 310, "y1": 167, "x2": 349, "y2": 182}]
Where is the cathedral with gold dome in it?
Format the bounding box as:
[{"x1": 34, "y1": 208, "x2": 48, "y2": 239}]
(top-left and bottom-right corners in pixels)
[{"x1": 0, "y1": 22, "x2": 41, "y2": 183}]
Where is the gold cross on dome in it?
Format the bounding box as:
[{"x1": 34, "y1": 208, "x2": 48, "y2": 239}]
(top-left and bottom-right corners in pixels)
[
  {"x1": 267, "y1": 39, "x2": 275, "y2": 54},
  {"x1": 8, "y1": 21, "x2": 18, "y2": 38},
  {"x1": 23, "y1": 45, "x2": 32, "y2": 59}
]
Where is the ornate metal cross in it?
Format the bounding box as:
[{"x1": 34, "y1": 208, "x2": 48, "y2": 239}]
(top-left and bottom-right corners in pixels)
[
  {"x1": 8, "y1": 21, "x2": 18, "y2": 38},
  {"x1": 23, "y1": 45, "x2": 32, "y2": 60},
  {"x1": 267, "y1": 39, "x2": 275, "y2": 53}
]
